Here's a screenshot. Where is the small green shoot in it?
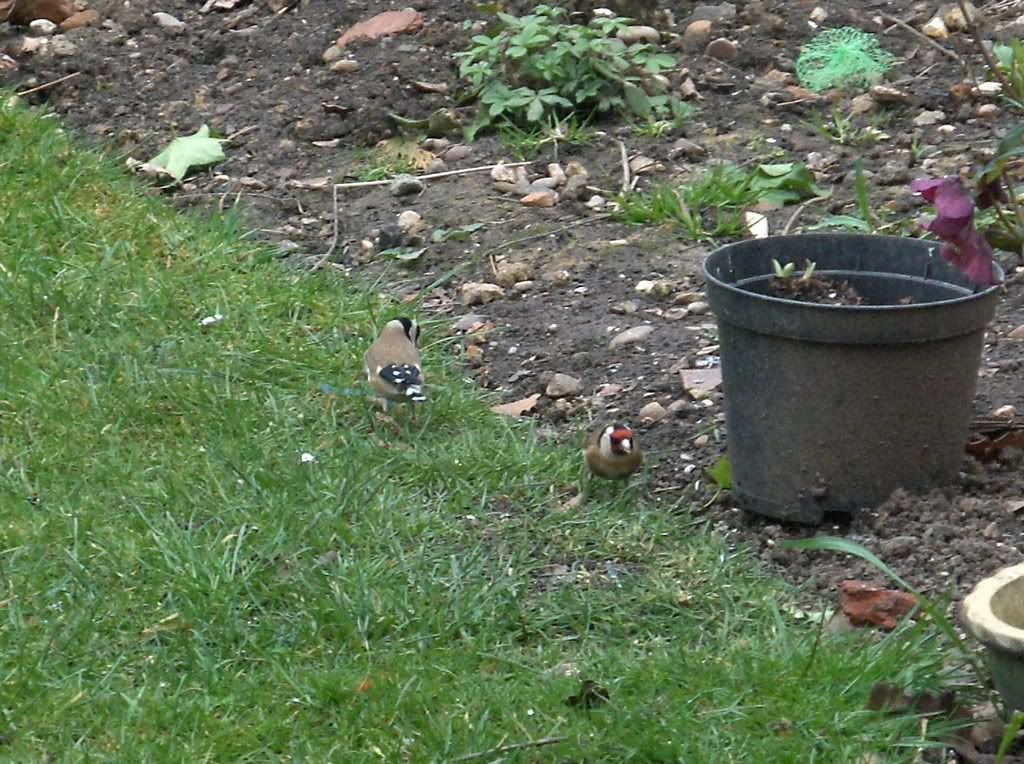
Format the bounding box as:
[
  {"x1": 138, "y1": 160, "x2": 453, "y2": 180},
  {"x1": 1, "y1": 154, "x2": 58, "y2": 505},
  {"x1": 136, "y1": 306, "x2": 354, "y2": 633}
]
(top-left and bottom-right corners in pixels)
[
  {"x1": 497, "y1": 115, "x2": 595, "y2": 160},
  {"x1": 772, "y1": 259, "x2": 797, "y2": 278},
  {"x1": 705, "y1": 456, "x2": 733, "y2": 490},
  {"x1": 996, "y1": 712, "x2": 1024, "y2": 763},
  {"x1": 993, "y1": 39, "x2": 1024, "y2": 110},
  {"x1": 431, "y1": 223, "x2": 483, "y2": 243}
]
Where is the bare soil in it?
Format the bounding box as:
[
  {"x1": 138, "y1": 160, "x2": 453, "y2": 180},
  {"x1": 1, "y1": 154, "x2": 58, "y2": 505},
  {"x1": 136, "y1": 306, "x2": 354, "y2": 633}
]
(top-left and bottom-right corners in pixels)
[{"x1": 4, "y1": 0, "x2": 1024, "y2": 603}]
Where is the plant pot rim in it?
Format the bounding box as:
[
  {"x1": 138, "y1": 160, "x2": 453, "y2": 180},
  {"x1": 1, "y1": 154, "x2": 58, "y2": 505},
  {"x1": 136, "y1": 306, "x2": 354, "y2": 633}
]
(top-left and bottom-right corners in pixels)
[
  {"x1": 703, "y1": 233, "x2": 1003, "y2": 313},
  {"x1": 962, "y1": 562, "x2": 1024, "y2": 653}
]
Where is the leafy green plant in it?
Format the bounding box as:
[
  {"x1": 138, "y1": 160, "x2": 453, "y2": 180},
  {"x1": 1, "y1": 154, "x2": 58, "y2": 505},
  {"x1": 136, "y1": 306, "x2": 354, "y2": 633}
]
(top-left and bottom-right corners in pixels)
[
  {"x1": 749, "y1": 162, "x2": 825, "y2": 206},
  {"x1": 705, "y1": 456, "x2": 732, "y2": 489},
  {"x1": 616, "y1": 165, "x2": 760, "y2": 240},
  {"x1": 148, "y1": 125, "x2": 226, "y2": 182},
  {"x1": 456, "y1": 4, "x2": 684, "y2": 139},
  {"x1": 993, "y1": 39, "x2": 1024, "y2": 110},
  {"x1": 630, "y1": 104, "x2": 697, "y2": 138}
]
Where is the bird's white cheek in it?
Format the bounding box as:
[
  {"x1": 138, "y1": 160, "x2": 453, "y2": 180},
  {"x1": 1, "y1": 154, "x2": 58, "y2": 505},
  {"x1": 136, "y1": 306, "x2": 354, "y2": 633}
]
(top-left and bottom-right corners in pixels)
[{"x1": 620, "y1": 439, "x2": 632, "y2": 452}]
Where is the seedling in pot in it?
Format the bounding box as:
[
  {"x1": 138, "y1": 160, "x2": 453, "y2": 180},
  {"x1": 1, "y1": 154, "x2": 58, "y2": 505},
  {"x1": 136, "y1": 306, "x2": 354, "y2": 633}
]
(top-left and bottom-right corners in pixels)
[{"x1": 771, "y1": 258, "x2": 816, "y2": 282}]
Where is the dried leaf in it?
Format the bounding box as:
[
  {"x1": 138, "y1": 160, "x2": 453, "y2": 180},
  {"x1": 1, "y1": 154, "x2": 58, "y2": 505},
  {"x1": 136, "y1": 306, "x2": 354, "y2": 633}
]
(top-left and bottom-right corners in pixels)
[
  {"x1": 492, "y1": 393, "x2": 540, "y2": 417},
  {"x1": 680, "y1": 368, "x2": 722, "y2": 397},
  {"x1": 412, "y1": 80, "x2": 449, "y2": 94},
  {"x1": 838, "y1": 580, "x2": 917, "y2": 630},
  {"x1": 745, "y1": 210, "x2": 769, "y2": 238},
  {"x1": 376, "y1": 138, "x2": 435, "y2": 171}
]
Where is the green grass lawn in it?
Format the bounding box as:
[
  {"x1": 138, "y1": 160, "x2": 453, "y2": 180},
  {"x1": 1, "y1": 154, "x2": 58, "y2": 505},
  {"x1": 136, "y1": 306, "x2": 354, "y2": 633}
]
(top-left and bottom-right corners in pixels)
[{"x1": 0, "y1": 98, "x2": 965, "y2": 761}]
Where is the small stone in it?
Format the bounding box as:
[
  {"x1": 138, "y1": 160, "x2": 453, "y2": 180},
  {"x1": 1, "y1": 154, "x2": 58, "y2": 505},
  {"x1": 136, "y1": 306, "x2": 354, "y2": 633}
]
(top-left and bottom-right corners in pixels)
[
  {"x1": 635, "y1": 279, "x2": 674, "y2": 299},
  {"x1": 585, "y1": 195, "x2": 606, "y2": 210},
  {"x1": 976, "y1": 81, "x2": 1002, "y2": 97},
  {"x1": 693, "y1": 434, "x2": 710, "y2": 448},
  {"x1": 687, "y1": 300, "x2": 709, "y2": 315},
  {"x1": 461, "y1": 282, "x2": 505, "y2": 306},
  {"x1": 547, "y1": 163, "x2": 567, "y2": 186},
  {"x1": 922, "y1": 17, "x2": 948, "y2": 39},
  {"x1": 978, "y1": 103, "x2": 1001, "y2": 120},
  {"x1": 513, "y1": 280, "x2": 534, "y2": 293},
  {"x1": 617, "y1": 25, "x2": 660, "y2": 45},
  {"x1": 529, "y1": 177, "x2": 560, "y2": 191},
  {"x1": 563, "y1": 175, "x2": 590, "y2": 200},
  {"x1": 546, "y1": 373, "x2": 583, "y2": 399},
  {"x1": 60, "y1": 9, "x2": 99, "y2": 31},
  {"x1": 443, "y1": 144, "x2": 473, "y2": 162},
  {"x1": 521, "y1": 191, "x2": 557, "y2": 208},
  {"x1": 546, "y1": 398, "x2": 574, "y2": 421},
  {"x1": 983, "y1": 521, "x2": 1001, "y2": 539},
  {"x1": 870, "y1": 85, "x2": 910, "y2": 104},
  {"x1": 937, "y1": 124, "x2": 956, "y2": 137},
  {"x1": 1007, "y1": 325, "x2": 1024, "y2": 340},
  {"x1": 689, "y1": 3, "x2": 737, "y2": 23},
  {"x1": 422, "y1": 138, "x2": 451, "y2": 153},
  {"x1": 390, "y1": 175, "x2": 424, "y2": 197},
  {"x1": 705, "y1": 37, "x2": 737, "y2": 61},
  {"x1": 322, "y1": 44, "x2": 345, "y2": 63},
  {"x1": 673, "y1": 291, "x2": 701, "y2": 306},
  {"x1": 809, "y1": 6, "x2": 827, "y2": 23},
  {"x1": 397, "y1": 210, "x2": 425, "y2": 234},
  {"x1": 611, "y1": 300, "x2": 639, "y2": 315},
  {"x1": 943, "y1": 3, "x2": 976, "y2": 31},
  {"x1": 29, "y1": 19, "x2": 58, "y2": 34},
  {"x1": 639, "y1": 401, "x2": 669, "y2": 424},
  {"x1": 850, "y1": 93, "x2": 877, "y2": 115},
  {"x1": 565, "y1": 161, "x2": 588, "y2": 178},
  {"x1": 664, "y1": 307, "x2": 690, "y2": 320},
  {"x1": 494, "y1": 261, "x2": 531, "y2": 288},
  {"x1": 669, "y1": 138, "x2": 707, "y2": 161},
  {"x1": 338, "y1": 9, "x2": 424, "y2": 47},
  {"x1": 913, "y1": 110, "x2": 945, "y2": 127},
  {"x1": 992, "y1": 404, "x2": 1017, "y2": 420},
  {"x1": 544, "y1": 269, "x2": 571, "y2": 285},
  {"x1": 329, "y1": 60, "x2": 360, "y2": 74},
  {"x1": 679, "y1": 19, "x2": 712, "y2": 51},
  {"x1": 153, "y1": 12, "x2": 186, "y2": 33},
  {"x1": 452, "y1": 314, "x2": 485, "y2": 332},
  {"x1": 667, "y1": 399, "x2": 689, "y2": 415},
  {"x1": 49, "y1": 35, "x2": 77, "y2": 56},
  {"x1": 491, "y1": 163, "x2": 517, "y2": 184},
  {"x1": 609, "y1": 325, "x2": 654, "y2": 350},
  {"x1": 679, "y1": 77, "x2": 700, "y2": 99}
]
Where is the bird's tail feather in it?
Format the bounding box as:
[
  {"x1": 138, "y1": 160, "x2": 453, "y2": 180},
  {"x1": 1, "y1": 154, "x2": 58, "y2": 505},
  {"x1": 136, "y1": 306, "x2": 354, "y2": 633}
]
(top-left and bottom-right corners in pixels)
[{"x1": 404, "y1": 385, "x2": 426, "y2": 403}]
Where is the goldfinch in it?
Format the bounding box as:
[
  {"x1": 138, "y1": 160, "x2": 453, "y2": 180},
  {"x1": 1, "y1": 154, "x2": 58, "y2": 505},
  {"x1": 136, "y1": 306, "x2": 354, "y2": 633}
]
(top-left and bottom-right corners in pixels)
[
  {"x1": 364, "y1": 317, "x2": 426, "y2": 411},
  {"x1": 584, "y1": 424, "x2": 643, "y2": 480}
]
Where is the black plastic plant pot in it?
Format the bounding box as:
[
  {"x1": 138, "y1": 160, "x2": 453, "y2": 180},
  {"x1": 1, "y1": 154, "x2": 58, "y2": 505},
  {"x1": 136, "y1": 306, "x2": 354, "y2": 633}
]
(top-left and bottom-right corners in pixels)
[{"x1": 703, "y1": 233, "x2": 1002, "y2": 525}]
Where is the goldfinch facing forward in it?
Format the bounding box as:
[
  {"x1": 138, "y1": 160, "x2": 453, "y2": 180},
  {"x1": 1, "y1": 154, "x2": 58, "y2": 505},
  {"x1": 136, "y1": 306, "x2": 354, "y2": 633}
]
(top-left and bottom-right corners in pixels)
[
  {"x1": 584, "y1": 424, "x2": 643, "y2": 480},
  {"x1": 364, "y1": 317, "x2": 426, "y2": 410}
]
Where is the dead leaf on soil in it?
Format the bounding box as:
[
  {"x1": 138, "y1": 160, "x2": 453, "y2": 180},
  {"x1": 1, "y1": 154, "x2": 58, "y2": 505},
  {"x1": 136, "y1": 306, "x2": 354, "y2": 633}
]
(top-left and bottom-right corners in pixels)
[
  {"x1": 838, "y1": 580, "x2": 917, "y2": 630},
  {"x1": 411, "y1": 80, "x2": 449, "y2": 94},
  {"x1": 595, "y1": 383, "x2": 624, "y2": 398},
  {"x1": 337, "y1": 9, "x2": 424, "y2": 47},
  {"x1": 492, "y1": 394, "x2": 540, "y2": 417},
  {"x1": 965, "y1": 430, "x2": 1024, "y2": 462},
  {"x1": 680, "y1": 367, "x2": 722, "y2": 398},
  {"x1": 4, "y1": 0, "x2": 73, "y2": 25}
]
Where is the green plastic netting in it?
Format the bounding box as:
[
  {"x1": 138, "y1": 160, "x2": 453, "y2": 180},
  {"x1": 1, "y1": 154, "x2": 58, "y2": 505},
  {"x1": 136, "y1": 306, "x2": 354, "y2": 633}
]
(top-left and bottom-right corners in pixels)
[{"x1": 796, "y1": 27, "x2": 897, "y2": 93}]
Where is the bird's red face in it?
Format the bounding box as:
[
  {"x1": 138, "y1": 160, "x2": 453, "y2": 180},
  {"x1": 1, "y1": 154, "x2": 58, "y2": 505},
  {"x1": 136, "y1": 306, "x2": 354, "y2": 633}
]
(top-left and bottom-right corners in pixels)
[{"x1": 608, "y1": 426, "x2": 634, "y2": 455}]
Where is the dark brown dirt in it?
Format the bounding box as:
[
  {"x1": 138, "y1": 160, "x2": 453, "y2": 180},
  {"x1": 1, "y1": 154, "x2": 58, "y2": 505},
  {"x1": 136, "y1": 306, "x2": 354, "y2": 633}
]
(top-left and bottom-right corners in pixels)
[
  {"x1": 4, "y1": 0, "x2": 1024, "y2": 605},
  {"x1": 765, "y1": 273, "x2": 864, "y2": 304}
]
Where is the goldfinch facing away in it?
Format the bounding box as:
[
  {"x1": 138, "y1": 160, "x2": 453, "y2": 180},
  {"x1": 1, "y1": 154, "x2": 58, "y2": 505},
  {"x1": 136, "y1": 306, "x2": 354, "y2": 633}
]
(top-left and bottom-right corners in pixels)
[
  {"x1": 584, "y1": 424, "x2": 643, "y2": 480},
  {"x1": 364, "y1": 317, "x2": 426, "y2": 410}
]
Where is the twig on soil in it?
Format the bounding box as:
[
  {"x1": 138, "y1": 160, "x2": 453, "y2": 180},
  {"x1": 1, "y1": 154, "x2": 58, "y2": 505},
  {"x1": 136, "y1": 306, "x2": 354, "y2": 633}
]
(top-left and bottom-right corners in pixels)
[
  {"x1": 15, "y1": 71, "x2": 81, "y2": 96},
  {"x1": 453, "y1": 736, "x2": 566, "y2": 762},
  {"x1": 226, "y1": 125, "x2": 258, "y2": 142},
  {"x1": 478, "y1": 214, "x2": 612, "y2": 260},
  {"x1": 782, "y1": 192, "x2": 833, "y2": 236},
  {"x1": 331, "y1": 161, "x2": 533, "y2": 190},
  {"x1": 616, "y1": 139, "x2": 631, "y2": 195},
  {"x1": 310, "y1": 183, "x2": 341, "y2": 271},
  {"x1": 954, "y1": 0, "x2": 1013, "y2": 92},
  {"x1": 880, "y1": 13, "x2": 973, "y2": 79}
]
